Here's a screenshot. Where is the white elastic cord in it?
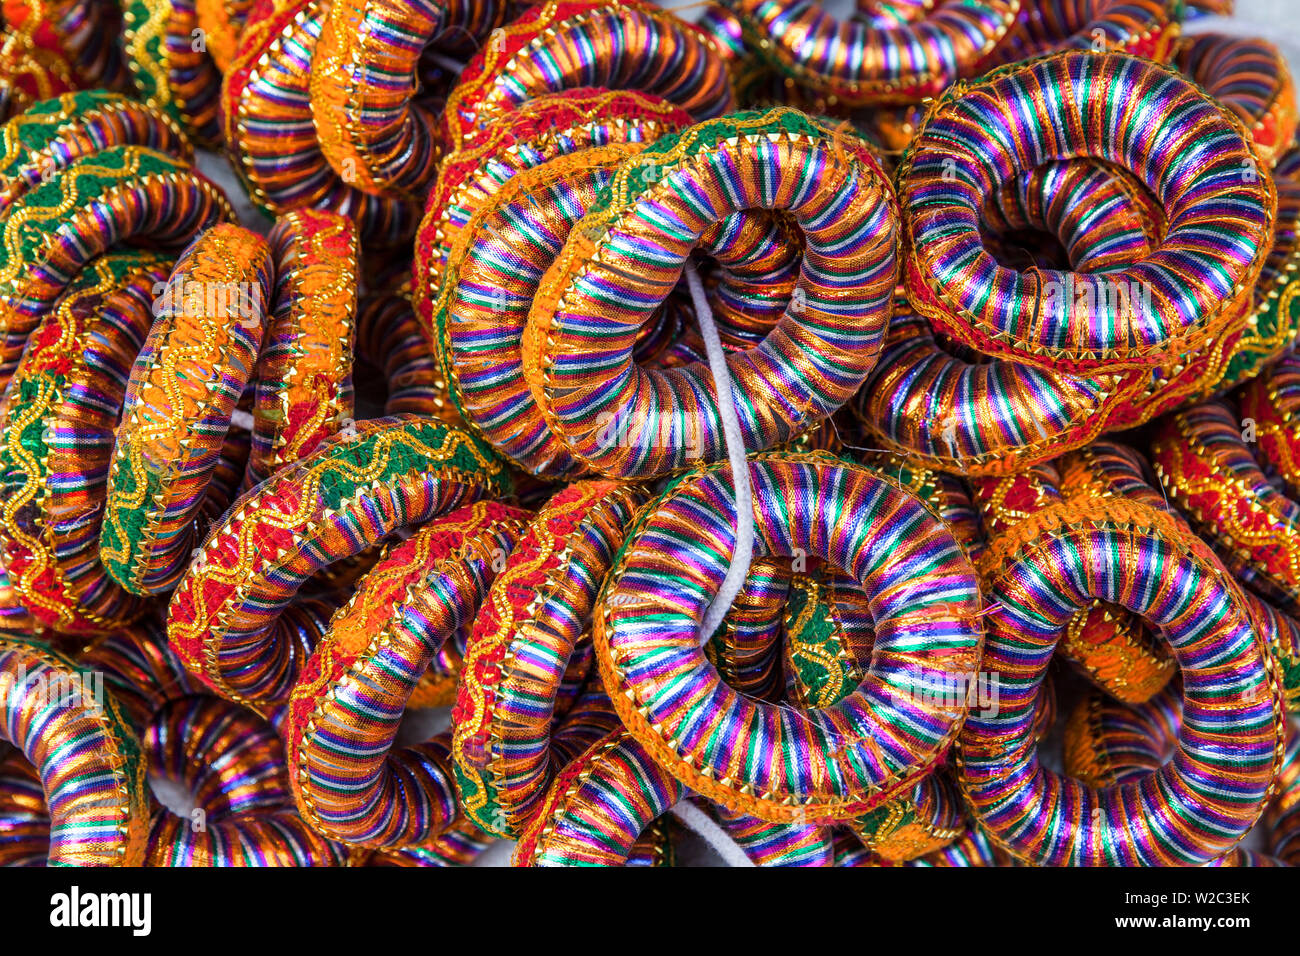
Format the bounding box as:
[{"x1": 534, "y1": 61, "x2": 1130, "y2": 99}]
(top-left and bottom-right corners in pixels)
[
  {"x1": 668, "y1": 800, "x2": 756, "y2": 867},
  {"x1": 229, "y1": 408, "x2": 255, "y2": 433},
  {"x1": 683, "y1": 260, "x2": 755, "y2": 643}
]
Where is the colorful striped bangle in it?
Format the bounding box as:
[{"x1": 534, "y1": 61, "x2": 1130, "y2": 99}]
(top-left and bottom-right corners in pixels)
[
  {"x1": 1062, "y1": 684, "x2": 1181, "y2": 788},
  {"x1": 900, "y1": 50, "x2": 1275, "y2": 374},
  {"x1": 285, "y1": 502, "x2": 530, "y2": 848},
  {"x1": 1176, "y1": 33, "x2": 1297, "y2": 166},
  {"x1": 0, "y1": 249, "x2": 171, "y2": 634},
  {"x1": 721, "y1": 0, "x2": 1016, "y2": 105},
  {"x1": 512, "y1": 728, "x2": 684, "y2": 867},
  {"x1": 857, "y1": 451, "x2": 986, "y2": 559},
  {"x1": 905, "y1": 826, "x2": 1017, "y2": 867},
  {"x1": 414, "y1": 86, "x2": 694, "y2": 328},
  {"x1": 994, "y1": 0, "x2": 1181, "y2": 64},
  {"x1": 121, "y1": 0, "x2": 225, "y2": 145},
  {"x1": 596, "y1": 452, "x2": 983, "y2": 823},
  {"x1": 1152, "y1": 400, "x2": 1300, "y2": 615},
  {"x1": 860, "y1": 150, "x2": 1166, "y2": 473},
  {"x1": 970, "y1": 446, "x2": 1176, "y2": 704},
  {"x1": 857, "y1": 306, "x2": 1131, "y2": 476},
  {"x1": 167, "y1": 417, "x2": 512, "y2": 706},
  {"x1": 248, "y1": 209, "x2": 359, "y2": 486},
  {"x1": 100, "y1": 224, "x2": 274, "y2": 597},
  {"x1": 221, "y1": 0, "x2": 417, "y2": 244},
  {"x1": 309, "y1": 0, "x2": 507, "y2": 198},
  {"x1": 443, "y1": 0, "x2": 736, "y2": 151},
  {"x1": 0, "y1": 747, "x2": 47, "y2": 865},
  {"x1": 524, "y1": 109, "x2": 899, "y2": 479},
  {"x1": 0, "y1": 636, "x2": 150, "y2": 865},
  {"x1": 435, "y1": 142, "x2": 644, "y2": 477},
  {"x1": 145, "y1": 694, "x2": 347, "y2": 866},
  {"x1": 453, "y1": 480, "x2": 646, "y2": 838},
  {"x1": 961, "y1": 496, "x2": 1285, "y2": 865},
  {"x1": 0, "y1": 145, "x2": 230, "y2": 391},
  {"x1": 0, "y1": 90, "x2": 192, "y2": 217}
]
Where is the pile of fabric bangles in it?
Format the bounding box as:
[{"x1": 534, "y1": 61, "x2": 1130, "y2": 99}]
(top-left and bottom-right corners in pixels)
[{"x1": 0, "y1": 0, "x2": 1298, "y2": 869}]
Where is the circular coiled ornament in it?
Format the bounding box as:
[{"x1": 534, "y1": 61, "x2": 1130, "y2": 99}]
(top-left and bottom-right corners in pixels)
[
  {"x1": 1152, "y1": 400, "x2": 1300, "y2": 616},
  {"x1": 0, "y1": 249, "x2": 171, "y2": 634},
  {"x1": 960, "y1": 496, "x2": 1285, "y2": 865},
  {"x1": 1176, "y1": 33, "x2": 1298, "y2": 167},
  {"x1": 221, "y1": 0, "x2": 417, "y2": 243},
  {"x1": 524, "y1": 108, "x2": 900, "y2": 479},
  {"x1": 512, "y1": 728, "x2": 685, "y2": 867},
  {"x1": 443, "y1": 0, "x2": 737, "y2": 150},
  {"x1": 0, "y1": 637, "x2": 150, "y2": 865},
  {"x1": 121, "y1": 0, "x2": 227, "y2": 145},
  {"x1": 899, "y1": 50, "x2": 1276, "y2": 375},
  {"x1": 0, "y1": 144, "x2": 231, "y2": 389},
  {"x1": 721, "y1": 0, "x2": 1018, "y2": 106},
  {"x1": 309, "y1": 0, "x2": 509, "y2": 198},
  {"x1": 248, "y1": 209, "x2": 359, "y2": 485},
  {"x1": 995, "y1": 0, "x2": 1181, "y2": 64},
  {"x1": 0, "y1": 90, "x2": 192, "y2": 217},
  {"x1": 414, "y1": 86, "x2": 694, "y2": 328},
  {"x1": 453, "y1": 480, "x2": 647, "y2": 838},
  {"x1": 595, "y1": 452, "x2": 983, "y2": 824},
  {"x1": 285, "y1": 502, "x2": 529, "y2": 848},
  {"x1": 167, "y1": 417, "x2": 512, "y2": 705},
  {"x1": 100, "y1": 224, "x2": 274, "y2": 596}
]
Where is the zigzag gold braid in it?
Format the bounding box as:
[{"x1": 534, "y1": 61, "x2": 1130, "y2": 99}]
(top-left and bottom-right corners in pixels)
[
  {"x1": 1231, "y1": 278, "x2": 1300, "y2": 383},
  {"x1": 0, "y1": 150, "x2": 152, "y2": 291},
  {"x1": 259, "y1": 214, "x2": 357, "y2": 474},
  {"x1": 454, "y1": 529, "x2": 557, "y2": 824},
  {"x1": 292, "y1": 509, "x2": 527, "y2": 841},
  {"x1": 0, "y1": 259, "x2": 127, "y2": 625},
  {"x1": 0, "y1": 93, "x2": 69, "y2": 172},
  {"x1": 1258, "y1": 416, "x2": 1300, "y2": 488},
  {"x1": 1156, "y1": 439, "x2": 1300, "y2": 595},
  {"x1": 177, "y1": 427, "x2": 500, "y2": 676},
  {"x1": 124, "y1": 0, "x2": 173, "y2": 109},
  {"x1": 100, "y1": 235, "x2": 265, "y2": 591},
  {"x1": 603, "y1": 108, "x2": 837, "y2": 221},
  {"x1": 0, "y1": 379, "x2": 60, "y2": 618}
]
